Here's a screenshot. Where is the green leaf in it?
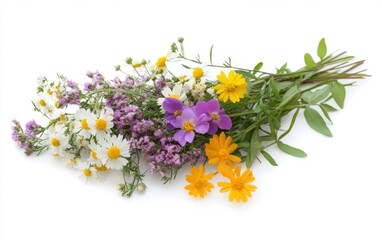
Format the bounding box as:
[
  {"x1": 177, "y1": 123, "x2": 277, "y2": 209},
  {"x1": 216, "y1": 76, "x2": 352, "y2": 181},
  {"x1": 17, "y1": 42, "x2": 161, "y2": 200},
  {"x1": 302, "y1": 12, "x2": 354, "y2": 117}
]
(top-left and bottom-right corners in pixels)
[
  {"x1": 181, "y1": 64, "x2": 191, "y2": 69},
  {"x1": 253, "y1": 62, "x2": 263, "y2": 73},
  {"x1": 317, "y1": 38, "x2": 327, "y2": 60},
  {"x1": 237, "y1": 142, "x2": 250, "y2": 149},
  {"x1": 277, "y1": 141, "x2": 307, "y2": 158},
  {"x1": 247, "y1": 131, "x2": 262, "y2": 168},
  {"x1": 304, "y1": 107, "x2": 333, "y2": 137},
  {"x1": 209, "y1": 45, "x2": 214, "y2": 65},
  {"x1": 261, "y1": 151, "x2": 278, "y2": 166},
  {"x1": 269, "y1": 78, "x2": 280, "y2": 100},
  {"x1": 320, "y1": 103, "x2": 337, "y2": 112},
  {"x1": 304, "y1": 53, "x2": 315, "y2": 67},
  {"x1": 282, "y1": 85, "x2": 298, "y2": 102},
  {"x1": 331, "y1": 81, "x2": 346, "y2": 108},
  {"x1": 275, "y1": 82, "x2": 293, "y2": 91},
  {"x1": 303, "y1": 85, "x2": 331, "y2": 104},
  {"x1": 319, "y1": 104, "x2": 333, "y2": 124}
]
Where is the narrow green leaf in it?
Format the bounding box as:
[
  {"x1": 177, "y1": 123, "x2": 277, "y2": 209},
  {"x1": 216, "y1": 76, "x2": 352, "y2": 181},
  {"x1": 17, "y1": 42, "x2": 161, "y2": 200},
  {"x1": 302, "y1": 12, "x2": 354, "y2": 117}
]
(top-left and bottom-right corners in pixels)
[
  {"x1": 319, "y1": 105, "x2": 333, "y2": 124},
  {"x1": 181, "y1": 64, "x2": 191, "y2": 69},
  {"x1": 275, "y1": 82, "x2": 293, "y2": 91},
  {"x1": 253, "y1": 62, "x2": 263, "y2": 73},
  {"x1": 304, "y1": 107, "x2": 333, "y2": 137},
  {"x1": 277, "y1": 141, "x2": 307, "y2": 158},
  {"x1": 331, "y1": 81, "x2": 346, "y2": 108},
  {"x1": 237, "y1": 142, "x2": 250, "y2": 149},
  {"x1": 261, "y1": 151, "x2": 278, "y2": 166},
  {"x1": 236, "y1": 70, "x2": 255, "y2": 81},
  {"x1": 317, "y1": 38, "x2": 327, "y2": 60},
  {"x1": 247, "y1": 131, "x2": 262, "y2": 168},
  {"x1": 321, "y1": 103, "x2": 337, "y2": 112},
  {"x1": 301, "y1": 91, "x2": 313, "y2": 103},
  {"x1": 279, "y1": 108, "x2": 300, "y2": 140},
  {"x1": 269, "y1": 78, "x2": 280, "y2": 100},
  {"x1": 304, "y1": 53, "x2": 315, "y2": 67},
  {"x1": 282, "y1": 85, "x2": 298, "y2": 102},
  {"x1": 209, "y1": 45, "x2": 214, "y2": 65}
]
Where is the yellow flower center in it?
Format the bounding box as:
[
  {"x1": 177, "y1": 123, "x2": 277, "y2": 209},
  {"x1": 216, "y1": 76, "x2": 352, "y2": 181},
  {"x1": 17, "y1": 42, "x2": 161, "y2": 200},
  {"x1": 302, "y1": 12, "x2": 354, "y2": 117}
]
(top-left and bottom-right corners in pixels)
[
  {"x1": 91, "y1": 150, "x2": 98, "y2": 159},
  {"x1": 55, "y1": 101, "x2": 60, "y2": 108},
  {"x1": 183, "y1": 122, "x2": 195, "y2": 132},
  {"x1": 169, "y1": 94, "x2": 180, "y2": 99},
  {"x1": 50, "y1": 137, "x2": 60, "y2": 147},
  {"x1": 69, "y1": 158, "x2": 77, "y2": 164},
  {"x1": 211, "y1": 113, "x2": 220, "y2": 121},
  {"x1": 194, "y1": 179, "x2": 207, "y2": 189},
  {"x1": 218, "y1": 149, "x2": 229, "y2": 160},
  {"x1": 81, "y1": 118, "x2": 90, "y2": 130},
  {"x1": 95, "y1": 118, "x2": 107, "y2": 131},
  {"x1": 225, "y1": 82, "x2": 237, "y2": 92},
  {"x1": 47, "y1": 89, "x2": 53, "y2": 95},
  {"x1": 232, "y1": 181, "x2": 244, "y2": 190},
  {"x1": 193, "y1": 67, "x2": 204, "y2": 79},
  {"x1": 59, "y1": 114, "x2": 66, "y2": 122},
  {"x1": 156, "y1": 56, "x2": 167, "y2": 68},
  {"x1": 83, "y1": 168, "x2": 92, "y2": 177},
  {"x1": 107, "y1": 146, "x2": 121, "y2": 160},
  {"x1": 174, "y1": 110, "x2": 182, "y2": 117},
  {"x1": 39, "y1": 99, "x2": 47, "y2": 107},
  {"x1": 94, "y1": 165, "x2": 108, "y2": 171}
]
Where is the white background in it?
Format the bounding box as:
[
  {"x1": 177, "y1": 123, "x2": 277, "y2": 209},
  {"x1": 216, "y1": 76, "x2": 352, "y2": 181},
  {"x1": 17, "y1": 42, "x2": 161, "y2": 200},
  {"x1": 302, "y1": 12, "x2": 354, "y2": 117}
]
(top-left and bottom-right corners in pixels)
[{"x1": 1, "y1": 0, "x2": 382, "y2": 239}]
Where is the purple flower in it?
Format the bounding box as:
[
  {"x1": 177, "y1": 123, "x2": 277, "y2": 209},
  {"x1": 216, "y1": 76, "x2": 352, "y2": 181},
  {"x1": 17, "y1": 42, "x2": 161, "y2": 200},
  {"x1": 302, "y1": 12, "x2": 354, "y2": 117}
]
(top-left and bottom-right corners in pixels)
[
  {"x1": 163, "y1": 98, "x2": 184, "y2": 128},
  {"x1": 195, "y1": 99, "x2": 232, "y2": 134},
  {"x1": 172, "y1": 108, "x2": 209, "y2": 146},
  {"x1": 25, "y1": 120, "x2": 39, "y2": 139}
]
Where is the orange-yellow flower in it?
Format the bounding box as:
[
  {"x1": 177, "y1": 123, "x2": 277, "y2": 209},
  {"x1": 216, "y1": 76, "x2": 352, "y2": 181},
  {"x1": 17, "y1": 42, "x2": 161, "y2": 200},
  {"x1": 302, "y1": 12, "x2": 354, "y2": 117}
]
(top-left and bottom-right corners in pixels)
[
  {"x1": 214, "y1": 70, "x2": 247, "y2": 103},
  {"x1": 218, "y1": 165, "x2": 257, "y2": 203},
  {"x1": 205, "y1": 132, "x2": 241, "y2": 173},
  {"x1": 184, "y1": 165, "x2": 215, "y2": 198}
]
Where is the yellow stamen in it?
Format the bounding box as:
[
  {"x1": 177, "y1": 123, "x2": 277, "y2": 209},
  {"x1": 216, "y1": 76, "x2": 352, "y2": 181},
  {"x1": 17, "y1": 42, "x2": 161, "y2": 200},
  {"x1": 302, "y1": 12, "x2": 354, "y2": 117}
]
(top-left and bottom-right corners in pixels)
[
  {"x1": 174, "y1": 110, "x2": 182, "y2": 116},
  {"x1": 81, "y1": 118, "x2": 90, "y2": 130},
  {"x1": 39, "y1": 99, "x2": 47, "y2": 107},
  {"x1": 95, "y1": 118, "x2": 107, "y2": 131},
  {"x1": 169, "y1": 94, "x2": 180, "y2": 99},
  {"x1": 107, "y1": 146, "x2": 121, "y2": 159},
  {"x1": 183, "y1": 122, "x2": 195, "y2": 132},
  {"x1": 193, "y1": 67, "x2": 204, "y2": 80},
  {"x1": 211, "y1": 113, "x2": 220, "y2": 121},
  {"x1": 51, "y1": 137, "x2": 60, "y2": 147},
  {"x1": 83, "y1": 168, "x2": 92, "y2": 177},
  {"x1": 156, "y1": 56, "x2": 167, "y2": 68}
]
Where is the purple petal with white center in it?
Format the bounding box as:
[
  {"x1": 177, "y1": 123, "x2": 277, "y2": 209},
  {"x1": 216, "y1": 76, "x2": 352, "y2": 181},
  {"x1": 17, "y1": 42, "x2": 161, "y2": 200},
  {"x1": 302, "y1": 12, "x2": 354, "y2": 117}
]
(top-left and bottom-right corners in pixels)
[
  {"x1": 174, "y1": 130, "x2": 187, "y2": 146},
  {"x1": 207, "y1": 99, "x2": 220, "y2": 113},
  {"x1": 217, "y1": 113, "x2": 232, "y2": 130},
  {"x1": 184, "y1": 131, "x2": 195, "y2": 144},
  {"x1": 195, "y1": 121, "x2": 209, "y2": 134},
  {"x1": 207, "y1": 122, "x2": 219, "y2": 135},
  {"x1": 163, "y1": 98, "x2": 183, "y2": 113},
  {"x1": 195, "y1": 101, "x2": 208, "y2": 116}
]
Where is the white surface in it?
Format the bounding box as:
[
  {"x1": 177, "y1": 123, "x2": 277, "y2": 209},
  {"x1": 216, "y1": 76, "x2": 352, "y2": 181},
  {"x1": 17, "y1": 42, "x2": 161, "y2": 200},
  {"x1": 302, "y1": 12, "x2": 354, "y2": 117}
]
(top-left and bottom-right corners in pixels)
[{"x1": 1, "y1": 0, "x2": 381, "y2": 239}]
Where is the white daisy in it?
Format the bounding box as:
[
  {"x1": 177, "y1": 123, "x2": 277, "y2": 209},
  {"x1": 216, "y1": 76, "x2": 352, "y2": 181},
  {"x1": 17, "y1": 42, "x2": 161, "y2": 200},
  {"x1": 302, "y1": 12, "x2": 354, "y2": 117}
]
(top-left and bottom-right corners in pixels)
[
  {"x1": 34, "y1": 94, "x2": 54, "y2": 115},
  {"x1": 89, "y1": 107, "x2": 114, "y2": 139},
  {"x1": 189, "y1": 65, "x2": 208, "y2": 82},
  {"x1": 66, "y1": 157, "x2": 78, "y2": 168},
  {"x1": 97, "y1": 134, "x2": 130, "y2": 170},
  {"x1": 87, "y1": 141, "x2": 103, "y2": 167},
  {"x1": 151, "y1": 52, "x2": 176, "y2": 72},
  {"x1": 46, "y1": 130, "x2": 68, "y2": 159},
  {"x1": 206, "y1": 87, "x2": 216, "y2": 97},
  {"x1": 74, "y1": 109, "x2": 96, "y2": 138},
  {"x1": 75, "y1": 161, "x2": 97, "y2": 183},
  {"x1": 157, "y1": 83, "x2": 187, "y2": 107}
]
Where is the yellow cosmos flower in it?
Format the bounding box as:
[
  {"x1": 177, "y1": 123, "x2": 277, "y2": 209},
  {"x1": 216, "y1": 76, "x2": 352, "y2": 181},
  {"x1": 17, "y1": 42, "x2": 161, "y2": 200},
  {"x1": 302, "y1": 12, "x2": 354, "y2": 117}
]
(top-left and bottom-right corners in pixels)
[
  {"x1": 214, "y1": 70, "x2": 247, "y2": 103},
  {"x1": 205, "y1": 132, "x2": 241, "y2": 173},
  {"x1": 218, "y1": 165, "x2": 257, "y2": 203},
  {"x1": 184, "y1": 165, "x2": 215, "y2": 198}
]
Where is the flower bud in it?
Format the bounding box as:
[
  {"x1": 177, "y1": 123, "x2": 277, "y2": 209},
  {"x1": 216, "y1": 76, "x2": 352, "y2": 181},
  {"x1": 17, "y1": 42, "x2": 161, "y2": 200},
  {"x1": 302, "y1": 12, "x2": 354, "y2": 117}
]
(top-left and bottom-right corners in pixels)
[
  {"x1": 125, "y1": 57, "x2": 133, "y2": 64},
  {"x1": 114, "y1": 65, "x2": 121, "y2": 71},
  {"x1": 137, "y1": 183, "x2": 146, "y2": 192},
  {"x1": 178, "y1": 37, "x2": 184, "y2": 43}
]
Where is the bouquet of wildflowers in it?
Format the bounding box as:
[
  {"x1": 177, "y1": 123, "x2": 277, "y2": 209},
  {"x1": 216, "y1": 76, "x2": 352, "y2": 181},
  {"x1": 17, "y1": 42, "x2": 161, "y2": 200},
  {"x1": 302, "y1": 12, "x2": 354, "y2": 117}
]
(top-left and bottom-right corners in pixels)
[{"x1": 12, "y1": 38, "x2": 367, "y2": 202}]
